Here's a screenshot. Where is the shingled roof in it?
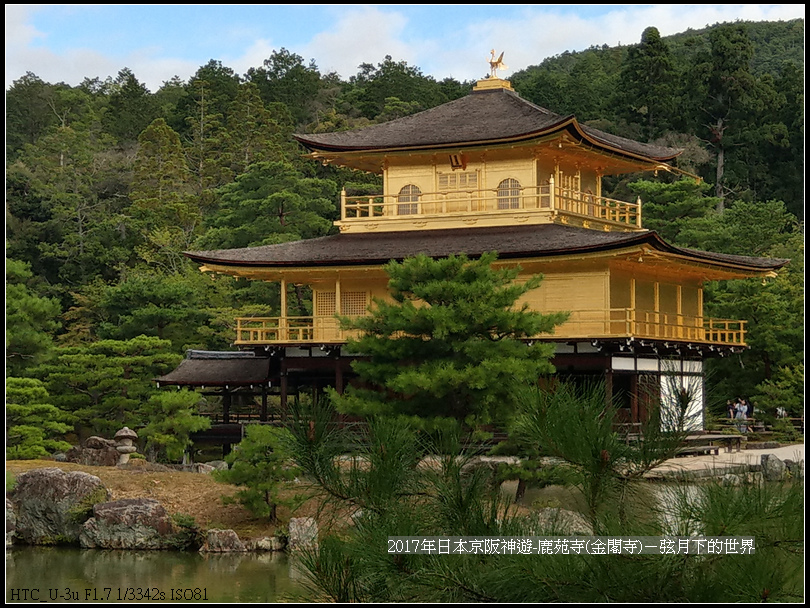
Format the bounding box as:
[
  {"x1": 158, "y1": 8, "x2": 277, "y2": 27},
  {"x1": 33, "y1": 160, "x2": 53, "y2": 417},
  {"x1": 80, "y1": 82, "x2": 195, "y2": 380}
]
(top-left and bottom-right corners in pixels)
[
  {"x1": 156, "y1": 351, "x2": 271, "y2": 387},
  {"x1": 295, "y1": 87, "x2": 680, "y2": 162},
  {"x1": 186, "y1": 224, "x2": 787, "y2": 273}
]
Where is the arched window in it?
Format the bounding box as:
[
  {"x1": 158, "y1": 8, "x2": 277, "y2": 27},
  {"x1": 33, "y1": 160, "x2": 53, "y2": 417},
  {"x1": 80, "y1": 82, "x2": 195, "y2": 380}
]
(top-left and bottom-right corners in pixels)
[
  {"x1": 497, "y1": 178, "x2": 521, "y2": 209},
  {"x1": 397, "y1": 184, "x2": 421, "y2": 215}
]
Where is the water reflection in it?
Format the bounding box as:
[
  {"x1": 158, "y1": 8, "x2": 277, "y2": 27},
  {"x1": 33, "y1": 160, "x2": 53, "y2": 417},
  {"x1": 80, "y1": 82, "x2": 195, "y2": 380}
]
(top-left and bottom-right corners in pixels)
[{"x1": 6, "y1": 546, "x2": 309, "y2": 603}]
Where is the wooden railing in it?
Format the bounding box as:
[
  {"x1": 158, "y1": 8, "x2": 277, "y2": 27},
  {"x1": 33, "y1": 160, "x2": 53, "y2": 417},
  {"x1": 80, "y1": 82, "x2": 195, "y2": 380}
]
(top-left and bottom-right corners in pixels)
[
  {"x1": 235, "y1": 310, "x2": 746, "y2": 346},
  {"x1": 236, "y1": 316, "x2": 360, "y2": 344},
  {"x1": 341, "y1": 180, "x2": 641, "y2": 228}
]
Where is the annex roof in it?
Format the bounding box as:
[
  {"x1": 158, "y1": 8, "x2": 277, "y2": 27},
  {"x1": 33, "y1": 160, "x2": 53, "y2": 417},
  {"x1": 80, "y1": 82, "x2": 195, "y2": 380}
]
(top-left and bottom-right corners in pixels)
[
  {"x1": 185, "y1": 224, "x2": 787, "y2": 273},
  {"x1": 294, "y1": 86, "x2": 680, "y2": 162},
  {"x1": 156, "y1": 350, "x2": 271, "y2": 387}
]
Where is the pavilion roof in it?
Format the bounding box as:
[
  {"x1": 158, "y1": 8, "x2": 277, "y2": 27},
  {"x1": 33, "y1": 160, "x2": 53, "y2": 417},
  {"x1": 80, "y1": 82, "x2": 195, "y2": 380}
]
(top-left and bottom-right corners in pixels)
[
  {"x1": 185, "y1": 224, "x2": 787, "y2": 273},
  {"x1": 294, "y1": 87, "x2": 680, "y2": 162}
]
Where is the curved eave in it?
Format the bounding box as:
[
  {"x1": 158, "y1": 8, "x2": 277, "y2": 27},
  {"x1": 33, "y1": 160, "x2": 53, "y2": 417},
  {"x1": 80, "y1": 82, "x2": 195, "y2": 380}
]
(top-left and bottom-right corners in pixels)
[
  {"x1": 295, "y1": 116, "x2": 680, "y2": 167},
  {"x1": 185, "y1": 230, "x2": 785, "y2": 279}
]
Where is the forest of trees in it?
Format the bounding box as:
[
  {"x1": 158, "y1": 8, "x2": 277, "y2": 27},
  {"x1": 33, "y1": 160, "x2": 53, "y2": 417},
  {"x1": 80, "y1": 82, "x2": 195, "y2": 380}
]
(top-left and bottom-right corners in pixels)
[{"x1": 5, "y1": 20, "x2": 804, "y2": 453}]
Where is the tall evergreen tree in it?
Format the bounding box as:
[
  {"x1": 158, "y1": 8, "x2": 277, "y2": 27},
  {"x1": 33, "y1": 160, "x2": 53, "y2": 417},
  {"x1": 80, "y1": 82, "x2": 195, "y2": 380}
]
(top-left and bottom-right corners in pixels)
[
  {"x1": 226, "y1": 82, "x2": 295, "y2": 173},
  {"x1": 618, "y1": 27, "x2": 676, "y2": 140},
  {"x1": 334, "y1": 253, "x2": 568, "y2": 425},
  {"x1": 246, "y1": 48, "x2": 324, "y2": 127},
  {"x1": 130, "y1": 118, "x2": 200, "y2": 271},
  {"x1": 698, "y1": 25, "x2": 758, "y2": 209},
  {"x1": 102, "y1": 68, "x2": 159, "y2": 143}
]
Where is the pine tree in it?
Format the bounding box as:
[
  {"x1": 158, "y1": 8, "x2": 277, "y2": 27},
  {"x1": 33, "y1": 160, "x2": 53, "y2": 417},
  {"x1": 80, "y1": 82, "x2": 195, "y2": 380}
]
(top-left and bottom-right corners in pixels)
[
  {"x1": 6, "y1": 377, "x2": 72, "y2": 460},
  {"x1": 334, "y1": 252, "x2": 568, "y2": 425}
]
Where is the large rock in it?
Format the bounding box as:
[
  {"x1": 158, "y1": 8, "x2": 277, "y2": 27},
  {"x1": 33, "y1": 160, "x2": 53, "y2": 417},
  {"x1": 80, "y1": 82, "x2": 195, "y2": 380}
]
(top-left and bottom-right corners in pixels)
[
  {"x1": 288, "y1": 517, "x2": 318, "y2": 552},
  {"x1": 200, "y1": 529, "x2": 246, "y2": 552},
  {"x1": 10, "y1": 468, "x2": 110, "y2": 545},
  {"x1": 761, "y1": 454, "x2": 787, "y2": 481},
  {"x1": 79, "y1": 498, "x2": 174, "y2": 549},
  {"x1": 65, "y1": 437, "x2": 119, "y2": 467},
  {"x1": 245, "y1": 536, "x2": 285, "y2": 552},
  {"x1": 783, "y1": 459, "x2": 804, "y2": 479}
]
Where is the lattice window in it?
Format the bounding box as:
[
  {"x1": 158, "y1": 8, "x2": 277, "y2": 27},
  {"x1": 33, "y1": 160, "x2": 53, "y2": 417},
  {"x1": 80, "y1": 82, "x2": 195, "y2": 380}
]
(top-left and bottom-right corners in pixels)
[
  {"x1": 438, "y1": 171, "x2": 478, "y2": 191},
  {"x1": 341, "y1": 291, "x2": 368, "y2": 316},
  {"x1": 315, "y1": 291, "x2": 336, "y2": 317},
  {"x1": 497, "y1": 178, "x2": 521, "y2": 209},
  {"x1": 397, "y1": 184, "x2": 420, "y2": 215}
]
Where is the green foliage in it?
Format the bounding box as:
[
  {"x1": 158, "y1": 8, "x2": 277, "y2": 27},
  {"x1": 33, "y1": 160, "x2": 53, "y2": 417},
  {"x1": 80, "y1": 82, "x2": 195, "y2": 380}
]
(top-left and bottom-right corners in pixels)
[
  {"x1": 33, "y1": 335, "x2": 180, "y2": 435},
  {"x1": 288, "y1": 397, "x2": 804, "y2": 602},
  {"x1": 702, "y1": 215, "x2": 803, "y2": 404},
  {"x1": 509, "y1": 381, "x2": 691, "y2": 523},
  {"x1": 129, "y1": 117, "x2": 200, "y2": 270},
  {"x1": 140, "y1": 389, "x2": 211, "y2": 462},
  {"x1": 5, "y1": 377, "x2": 73, "y2": 460},
  {"x1": 617, "y1": 27, "x2": 676, "y2": 139},
  {"x1": 196, "y1": 160, "x2": 337, "y2": 250},
  {"x1": 166, "y1": 513, "x2": 205, "y2": 551},
  {"x1": 347, "y1": 55, "x2": 449, "y2": 121},
  {"x1": 770, "y1": 418, "x2": 802, "y2": 444},
  {"x1": 6, "y1": 258, "x2": 62, "y2": 376},
  {"x1": 68, "y1": 486, "x2": 110, "y2": 524},
  {"x1": 335, "y1": 252, "x2": 567, "y2": 425},
  {"x1": 752, "y1": 363, "x2": 804, "y2": 417},
  {"x1": 214, "y1": 425, "x2": 299, "y2": 522},
  {"x1": 91, "y1": 268, "x2": 214, "y2": 349},
  {"x1": 246, "y1": 48, "x2": 325, "y2": 127},
  {"x1": 629, "y1": 178, "x2": 718, "y2": 242},
  {"x1": 102, "y1": 68, "x2": 159, "y2": 143}
]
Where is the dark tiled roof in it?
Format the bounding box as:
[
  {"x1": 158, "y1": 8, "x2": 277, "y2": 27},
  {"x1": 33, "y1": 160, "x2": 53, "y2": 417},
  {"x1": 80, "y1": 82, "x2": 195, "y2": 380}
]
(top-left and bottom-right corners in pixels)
[
  {"x1": 185, "y1": 224, "x2": 787, "y2": 272},
  {"x1": 295, "y1": 88, "x2": 680, "y2": 161},
  {"x1": 156, "y1": 352, "x2": 271, "y2": 386}
]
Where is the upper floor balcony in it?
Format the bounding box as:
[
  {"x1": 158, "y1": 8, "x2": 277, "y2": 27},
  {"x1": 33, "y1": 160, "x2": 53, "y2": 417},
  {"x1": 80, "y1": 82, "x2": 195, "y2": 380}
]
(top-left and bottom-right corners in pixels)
[
  {"x1": 233, "y1": 310, "x2": 746, "y2": 348},
  {"x1": 336, "y1": 178, "x2": 642, "y2": 233}
]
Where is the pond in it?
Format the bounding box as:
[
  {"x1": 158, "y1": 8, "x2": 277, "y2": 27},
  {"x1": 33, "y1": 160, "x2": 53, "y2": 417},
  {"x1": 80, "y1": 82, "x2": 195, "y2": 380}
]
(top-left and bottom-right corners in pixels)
[{"x1": 5, "y1": 546, "x2": 309, "y2": 603}]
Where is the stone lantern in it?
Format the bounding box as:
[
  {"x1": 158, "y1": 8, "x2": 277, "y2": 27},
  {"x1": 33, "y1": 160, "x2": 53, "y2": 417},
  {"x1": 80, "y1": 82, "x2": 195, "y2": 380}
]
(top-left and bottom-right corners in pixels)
[{"x1": 114, "y1": 427, "x2": 139, "y2": 465}]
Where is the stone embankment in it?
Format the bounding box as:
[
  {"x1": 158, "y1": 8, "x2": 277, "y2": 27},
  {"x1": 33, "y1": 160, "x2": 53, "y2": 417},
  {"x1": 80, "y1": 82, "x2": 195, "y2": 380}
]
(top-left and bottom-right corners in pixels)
[
  {"x1": 645, "y1": 449, "x2": 804, "y2": 482},
  {"x1": 6, "y1": 467, "x2": 316, "y2": 553}
]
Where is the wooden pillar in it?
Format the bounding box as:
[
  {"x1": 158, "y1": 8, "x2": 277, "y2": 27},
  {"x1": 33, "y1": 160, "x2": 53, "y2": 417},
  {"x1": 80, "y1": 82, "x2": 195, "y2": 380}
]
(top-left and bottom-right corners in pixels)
[
  {"x1": 676, "y1": 285, "x2": 683, "y2": 339},
  {"x1": 260, "y1": 385, "x2": 268, "y2": 422},
  {"x1": 335, "y1": 275, "x2": 342, "y2": 341},
  {"x1": 335, "y1": 358, "x2": 344, "y2": 395},
  {"x1": 280, "y1": 278, "x2": 287, "y2": 318},
  {"x1": 280, "y1": 373, "x2": 288, "y2": 421},
  {"x1": 222, "y1": 388, "x2": 231, "y2": 424},
  {"x1": 630, "y1": 375, "x2": 639, "y2": 424},
  {"x1": 629, "y1": 277, "x2": 636, "y2": 335},
  {"x1": 604, "y1": 371, "x2": 614, "y2": 410}
]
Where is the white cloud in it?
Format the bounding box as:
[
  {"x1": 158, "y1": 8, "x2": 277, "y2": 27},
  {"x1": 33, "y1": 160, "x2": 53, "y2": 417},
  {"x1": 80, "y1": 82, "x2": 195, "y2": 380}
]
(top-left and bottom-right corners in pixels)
[{"x1": 303, "y1": 7, "x2": 415, "y2": 79}]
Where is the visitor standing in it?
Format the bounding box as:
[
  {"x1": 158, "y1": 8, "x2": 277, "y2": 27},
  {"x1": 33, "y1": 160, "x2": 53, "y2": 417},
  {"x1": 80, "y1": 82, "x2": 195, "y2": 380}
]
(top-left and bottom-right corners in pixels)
[{"x1": 734, "y1": 397, "x2": 748, "y2": 434}]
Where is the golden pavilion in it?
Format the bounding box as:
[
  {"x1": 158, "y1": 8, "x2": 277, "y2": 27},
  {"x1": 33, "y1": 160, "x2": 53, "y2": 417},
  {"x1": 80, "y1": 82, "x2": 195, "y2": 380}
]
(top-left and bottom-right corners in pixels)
[{"x1": 167, "y1": 71, "x2": 786, "y2": 428}]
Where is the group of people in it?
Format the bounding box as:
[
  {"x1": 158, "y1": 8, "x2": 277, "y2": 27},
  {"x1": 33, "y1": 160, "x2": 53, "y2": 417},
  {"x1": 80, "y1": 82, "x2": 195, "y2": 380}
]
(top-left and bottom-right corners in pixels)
[{"x1": 726, "y1": 397, "x2": 753, "y2": 434}]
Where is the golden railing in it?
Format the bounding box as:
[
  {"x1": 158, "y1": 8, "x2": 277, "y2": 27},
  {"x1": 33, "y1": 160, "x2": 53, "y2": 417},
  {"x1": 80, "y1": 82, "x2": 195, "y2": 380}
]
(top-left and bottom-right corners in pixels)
[
  {"x1": 235, "y1": 317, "x2": 360, "y2": 344},
  {"x1": 341, "y1": 180, "x2": 641, "y2": 228},
  {"x1": 235, "y1": 310, "x2": 746, "y2": 346},
  {"x1": 563, "y1": 309, "x2": 746, "y2": 345}
]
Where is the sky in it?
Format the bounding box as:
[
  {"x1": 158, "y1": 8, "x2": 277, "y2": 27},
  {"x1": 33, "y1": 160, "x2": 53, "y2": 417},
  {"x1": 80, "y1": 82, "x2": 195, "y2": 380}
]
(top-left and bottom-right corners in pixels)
[{"x1": 5, "y1": 4, "x2": 805, "y2": 91}]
